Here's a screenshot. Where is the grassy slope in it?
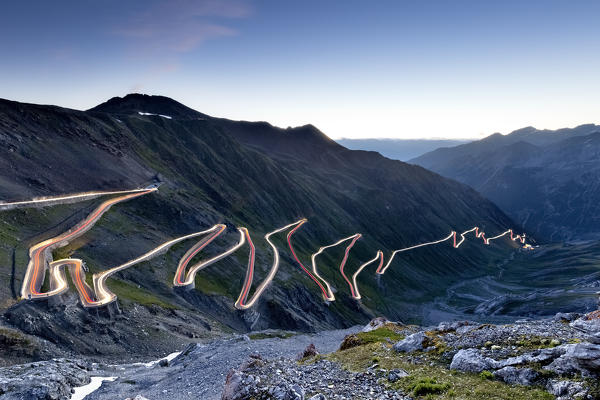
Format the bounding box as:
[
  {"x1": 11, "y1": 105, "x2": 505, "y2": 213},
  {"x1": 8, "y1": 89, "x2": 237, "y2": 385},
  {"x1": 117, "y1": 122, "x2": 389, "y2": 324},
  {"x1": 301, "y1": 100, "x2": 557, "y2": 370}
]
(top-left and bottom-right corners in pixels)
[{"x1": 326, "y1": 328, "x2": 554, "y2": 400}]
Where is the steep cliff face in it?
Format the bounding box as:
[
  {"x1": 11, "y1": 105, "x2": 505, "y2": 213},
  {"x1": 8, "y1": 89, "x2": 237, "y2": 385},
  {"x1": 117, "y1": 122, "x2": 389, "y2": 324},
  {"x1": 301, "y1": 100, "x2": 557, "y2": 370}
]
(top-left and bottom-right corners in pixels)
[
  {"x1": 411, "y1": 125, "x2": 600, "y2": 242},
  {"x1": 0, "y1": 94, "x2": 519, "y2": 360}
]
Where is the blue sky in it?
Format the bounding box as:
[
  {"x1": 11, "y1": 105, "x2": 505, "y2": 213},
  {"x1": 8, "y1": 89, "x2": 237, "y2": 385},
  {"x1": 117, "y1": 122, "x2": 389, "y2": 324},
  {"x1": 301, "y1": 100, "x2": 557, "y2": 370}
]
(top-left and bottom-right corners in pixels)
[{"x1": 1, "y1": 0, "x2": 599, "y2": 139}]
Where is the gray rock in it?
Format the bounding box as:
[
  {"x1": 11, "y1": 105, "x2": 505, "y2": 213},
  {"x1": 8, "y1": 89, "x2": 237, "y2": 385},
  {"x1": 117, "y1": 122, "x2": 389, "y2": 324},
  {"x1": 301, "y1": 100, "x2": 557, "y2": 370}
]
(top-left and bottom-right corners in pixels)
[
  {"x1": 270, "y1": 382, "x2": 305, "y2": 400},
  {"x1": 308, "y1": 395, "x2": 326, "y2": 400},
  {"x1": 570, "y1": 317, "x2": 600, "y2": 334},
  {"x1": 449, "y1": 349, "x2": 499, "y2": 373},
  {"x1": 499, "y1": 346, "x2": 567, "y2": 368},
  {"x1": 456, "y1": 325, "x2": 479, "y2": 335},
  {"x1": 571, "y1": 318, "x2": 600, "y2": 344},
  {"x1": 0, "y1": 358, "x2": 90, "y2": 400},
  {"x1": 363, "y1": 317, "x2": 390, "y2": 332},
  {"x1": 393, "y1": 331, "x2": 426, "y2": 353},
  {"x1": 437, "y1": 320, "x2": 477, "y2": 332},
  {"x1": 388, "y1": 369, "x2": 409, "y2": 382},
  {"x1": 545, "y1": 343, "x2": 600, "y2": 377},
  {"x1": 493, "y1": 367, "x2": 538, "y2": 386},
  {"x1": 554, "y1": 312, "x2": 581, "y2": 322},
  {"x1": 221, "y1": 369, "x2": 261, "y2": 400},
  {"x1": 546, "y1": 379, "x2": 587, "y2": 400}
]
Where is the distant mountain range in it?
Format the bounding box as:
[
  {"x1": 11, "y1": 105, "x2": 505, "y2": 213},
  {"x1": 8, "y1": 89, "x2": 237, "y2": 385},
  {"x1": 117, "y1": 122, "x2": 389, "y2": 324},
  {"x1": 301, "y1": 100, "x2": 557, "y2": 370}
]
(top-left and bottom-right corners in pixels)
[
  {"x1": 337, "y1": 138, "x2": 470, "y2": 161},
  {"x1": 411, "y1": 124, "x2": 600, "y2": 242}
]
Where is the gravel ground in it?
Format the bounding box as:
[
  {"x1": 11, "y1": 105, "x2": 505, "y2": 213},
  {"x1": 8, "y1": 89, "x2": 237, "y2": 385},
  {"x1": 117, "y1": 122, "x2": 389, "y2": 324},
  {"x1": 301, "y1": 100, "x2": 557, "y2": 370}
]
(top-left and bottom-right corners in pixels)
[
  {"x1": 86, "y1": 326, "x2": 361, "y2": 400},
  {"x1": 229, "y1": 356, "x2": 410, "y2": 399}
]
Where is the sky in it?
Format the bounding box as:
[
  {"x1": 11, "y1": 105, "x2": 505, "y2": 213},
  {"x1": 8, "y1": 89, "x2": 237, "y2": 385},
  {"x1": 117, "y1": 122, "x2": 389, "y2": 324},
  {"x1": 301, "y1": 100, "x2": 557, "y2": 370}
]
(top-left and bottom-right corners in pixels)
[{"x1": 1, "y1": 0, "x2": 599, "y2": 140}]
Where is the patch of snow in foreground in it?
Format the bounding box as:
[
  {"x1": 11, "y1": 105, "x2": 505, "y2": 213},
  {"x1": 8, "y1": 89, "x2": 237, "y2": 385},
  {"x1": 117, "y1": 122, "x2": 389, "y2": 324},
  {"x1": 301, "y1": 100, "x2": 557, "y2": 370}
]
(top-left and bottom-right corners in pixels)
[
  {"x1": 71, "y1": 376, "x2": 116, "y2": 400},
  {"x1": 144, "y1": 350, "x2": 182, "y2": 367},
  {"x1": 137, "y1": 111, "x2": 172, "y2": 119},
  {"x1": 129, "y1": 350, "x2": 182, "y2": 368}
]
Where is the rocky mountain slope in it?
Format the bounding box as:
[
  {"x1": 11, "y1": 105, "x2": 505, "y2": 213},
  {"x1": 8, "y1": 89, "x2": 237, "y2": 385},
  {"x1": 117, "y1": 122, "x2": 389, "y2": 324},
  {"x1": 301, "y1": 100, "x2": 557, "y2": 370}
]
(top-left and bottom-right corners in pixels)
[
  {"x1": 2, "y1": 314, "x2": 599, "y2": 400},
  {"x1": 411, "y1": 125, "x2": 600, "y2": 242},
  {"x1": 0, "y1": 94, "x2": 519, "y2": 363}
]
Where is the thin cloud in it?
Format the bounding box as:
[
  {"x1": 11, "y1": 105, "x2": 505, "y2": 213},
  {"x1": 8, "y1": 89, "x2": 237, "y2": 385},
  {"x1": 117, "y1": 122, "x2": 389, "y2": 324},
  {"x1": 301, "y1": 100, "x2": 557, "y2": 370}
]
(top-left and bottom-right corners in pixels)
[{"x1": 113, "y1": 0, "x2": 251, "y2": 54}]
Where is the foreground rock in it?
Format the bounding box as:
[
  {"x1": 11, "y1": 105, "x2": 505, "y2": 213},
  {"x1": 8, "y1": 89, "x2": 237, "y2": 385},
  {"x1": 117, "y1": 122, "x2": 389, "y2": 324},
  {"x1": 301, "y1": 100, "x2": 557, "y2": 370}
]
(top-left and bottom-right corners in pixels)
[
  {"x1": 392, "y1": 331, "x2": 426, "y2": 353},
  {"x1": 221, "y1": 355, "x2": 408, "y2": 400},
  {"x1": 0, "y1": 358, "x2": 91, "y2": 400},
  {"x1": 3, "y1": 314, "x2": 600, "y2": 399}
]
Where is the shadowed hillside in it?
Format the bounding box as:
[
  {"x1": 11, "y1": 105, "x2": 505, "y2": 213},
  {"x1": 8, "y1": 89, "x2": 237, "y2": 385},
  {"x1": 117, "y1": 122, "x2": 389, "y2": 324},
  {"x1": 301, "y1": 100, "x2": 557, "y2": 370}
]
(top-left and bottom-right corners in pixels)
[{"x1": 0, "y1": 94, "x2": 521, "y2": 360}]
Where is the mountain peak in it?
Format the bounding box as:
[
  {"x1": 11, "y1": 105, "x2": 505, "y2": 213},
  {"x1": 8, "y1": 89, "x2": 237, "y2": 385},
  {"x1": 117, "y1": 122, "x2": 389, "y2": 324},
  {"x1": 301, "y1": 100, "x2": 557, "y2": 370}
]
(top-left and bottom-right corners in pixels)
[{"x1": 88, "y1": 93, "x2": 206, "y2": 119}]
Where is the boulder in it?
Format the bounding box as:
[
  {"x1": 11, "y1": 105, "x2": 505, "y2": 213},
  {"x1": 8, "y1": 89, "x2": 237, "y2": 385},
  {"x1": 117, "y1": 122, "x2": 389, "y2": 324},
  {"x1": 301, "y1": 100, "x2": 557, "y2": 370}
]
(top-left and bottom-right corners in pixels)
[
  {"x1": 221, "y1": 369, "x2": 261, "y2": 400},
  {"x1": 493, "y1": 367, "x2": 538, "y2": 386},
  {"x1": 437, "y1": 320, "x2": 477, "y2": 332},
  {"x1": 0, "y1": 359, "x2": 90, "y2": 400},
  {"x1": 570, "y1": 317, "x2": 600, "y2": 344},
  {"x1": 545, "y1": 343, "x2": 600, "y2": 377},
  {"x1": 554, "y1": 312, "x2": 581, "y2": 322},
  {"x1": 393, "y1": 331, "x2": 426, "y2": 353},
  {"x1": 499, "y1": 346, "x2": 567, "y2": 368},
  {"x1": 269, "y1": 382, "x2": 305, "y2": 400},
  {"x1": 362, "y1": 317, "x2": 390, "y2": 332},
  {"x1": 449, "y1": 349, "x2": 499, "y2": 373},
  {"x1": 546, "y1": 379, "x2": 587, "y2": 400},
  {"x1": 388, "y1": 369, "x2": 409, "y2": 382},
  {"x1": 158, "y1": 358, "x2": 169, "y2": 367}
]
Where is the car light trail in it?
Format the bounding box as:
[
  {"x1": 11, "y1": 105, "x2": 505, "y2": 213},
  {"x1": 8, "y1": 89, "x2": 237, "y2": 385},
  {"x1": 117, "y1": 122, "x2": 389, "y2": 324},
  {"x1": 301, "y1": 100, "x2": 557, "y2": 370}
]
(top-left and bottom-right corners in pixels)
[
  {"x1": 174, "y1": 226, "x2": 247, "y2": 287},
  {"x1": 309, "y1": 234, "x2": 362, "y2": 302},
  {"x1": 377, "y1": 227, "x2": 528, "y2": 276},
  {"x1": 338, "y1": 234, "x2": 362, "y2": 299},
  {"x1": 20, "y1": 189, "x2": 157, "y2": 300},
  {"x1": 286, "y1": 219, "x2": 332, "y2": 300},
  {"x1": 172, "y1": 224, "x2": 227, "y2": 286},
  {"x1": 351, "y1": 251, "x2": 383, "y2": 300},
  {"x1": 10, "y1": 187, "x2": 531, "y2": 309},
  {"x1": 376, "y1": 232, "x2": 455, "y2": 275},
  {"x1": 0, "y1": 187, "x2": 156, "y2": 210},
  {"x1": 235, "y1": 220, "x2": 306, "y2": 310},
  {"x1": 91, "y1": 230, "x2": 221, "y2": 306}
]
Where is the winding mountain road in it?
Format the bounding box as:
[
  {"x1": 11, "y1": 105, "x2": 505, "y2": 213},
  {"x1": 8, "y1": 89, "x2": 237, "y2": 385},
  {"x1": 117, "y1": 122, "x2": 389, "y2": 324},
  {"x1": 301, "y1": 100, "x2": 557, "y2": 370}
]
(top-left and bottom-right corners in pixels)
[{"x1": 4, "y1": 188, "x2": 531, "y2": 310}]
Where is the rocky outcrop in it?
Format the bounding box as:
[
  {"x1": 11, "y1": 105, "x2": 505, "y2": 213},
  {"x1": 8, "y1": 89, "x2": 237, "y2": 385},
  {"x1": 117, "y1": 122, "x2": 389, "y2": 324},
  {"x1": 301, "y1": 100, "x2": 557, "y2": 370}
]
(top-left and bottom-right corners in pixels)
[
  {"x1": 0, "y1": 358, "x2": 90, "y2": 400},
  {"x1": 449, "y1": 349, "x2": 498, "y2": 373},
  {"x1": 493, "y1": 367, "x2": 538, "y2": 386},
  {"x1": 546, "y1": 379, "x2": 588, "y2": 400},
  {"x1": 362, "y1": 317, "x2": 390, "y2": 332},
  {"x1": 544, "y1": 343, "x2": 600, "y2": 377},
  {"x1": 393, "y1": 331, "x2": 426, "y2": 353}
]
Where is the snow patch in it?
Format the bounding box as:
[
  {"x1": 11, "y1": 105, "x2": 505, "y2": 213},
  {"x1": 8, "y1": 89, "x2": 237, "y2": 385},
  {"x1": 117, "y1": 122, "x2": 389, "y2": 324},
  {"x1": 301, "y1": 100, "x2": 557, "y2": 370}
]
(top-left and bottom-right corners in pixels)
[
  {"x1": 129, "y1": 350, "x2": 182, "y2": 368},
  {"x1": 138, "y1": 111, "x2": 172, "y2": 120},
  {"x1": 71, "y1": 376, "x2": 116, "y2": 400}
]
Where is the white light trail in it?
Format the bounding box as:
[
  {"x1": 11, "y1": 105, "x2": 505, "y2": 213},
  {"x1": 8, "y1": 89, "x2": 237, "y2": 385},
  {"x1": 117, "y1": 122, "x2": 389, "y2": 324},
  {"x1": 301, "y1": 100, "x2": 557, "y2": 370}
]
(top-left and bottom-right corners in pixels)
[
  {"x1": 0, "y1": 188, "x2": 156, "y2": 210},
  {"x1": 309, "y1": 234, "x2": 361, "y2": 302},
  {"x1": 235, "y1": 219, "x2": 306, "y2": 310},
  {"x1": 350, "y1": 251, "x2": 383, "y2": 300},
  {"x1": 174, "y1": 226, "x2": 246, "y2": 287}
]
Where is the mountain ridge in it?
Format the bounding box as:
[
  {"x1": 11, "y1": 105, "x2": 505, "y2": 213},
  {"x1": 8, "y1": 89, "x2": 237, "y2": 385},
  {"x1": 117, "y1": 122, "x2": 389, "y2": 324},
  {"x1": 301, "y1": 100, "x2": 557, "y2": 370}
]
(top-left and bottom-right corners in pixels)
[{"x1": 411, "y1": 124, "x2": 600, "y2": 241}]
